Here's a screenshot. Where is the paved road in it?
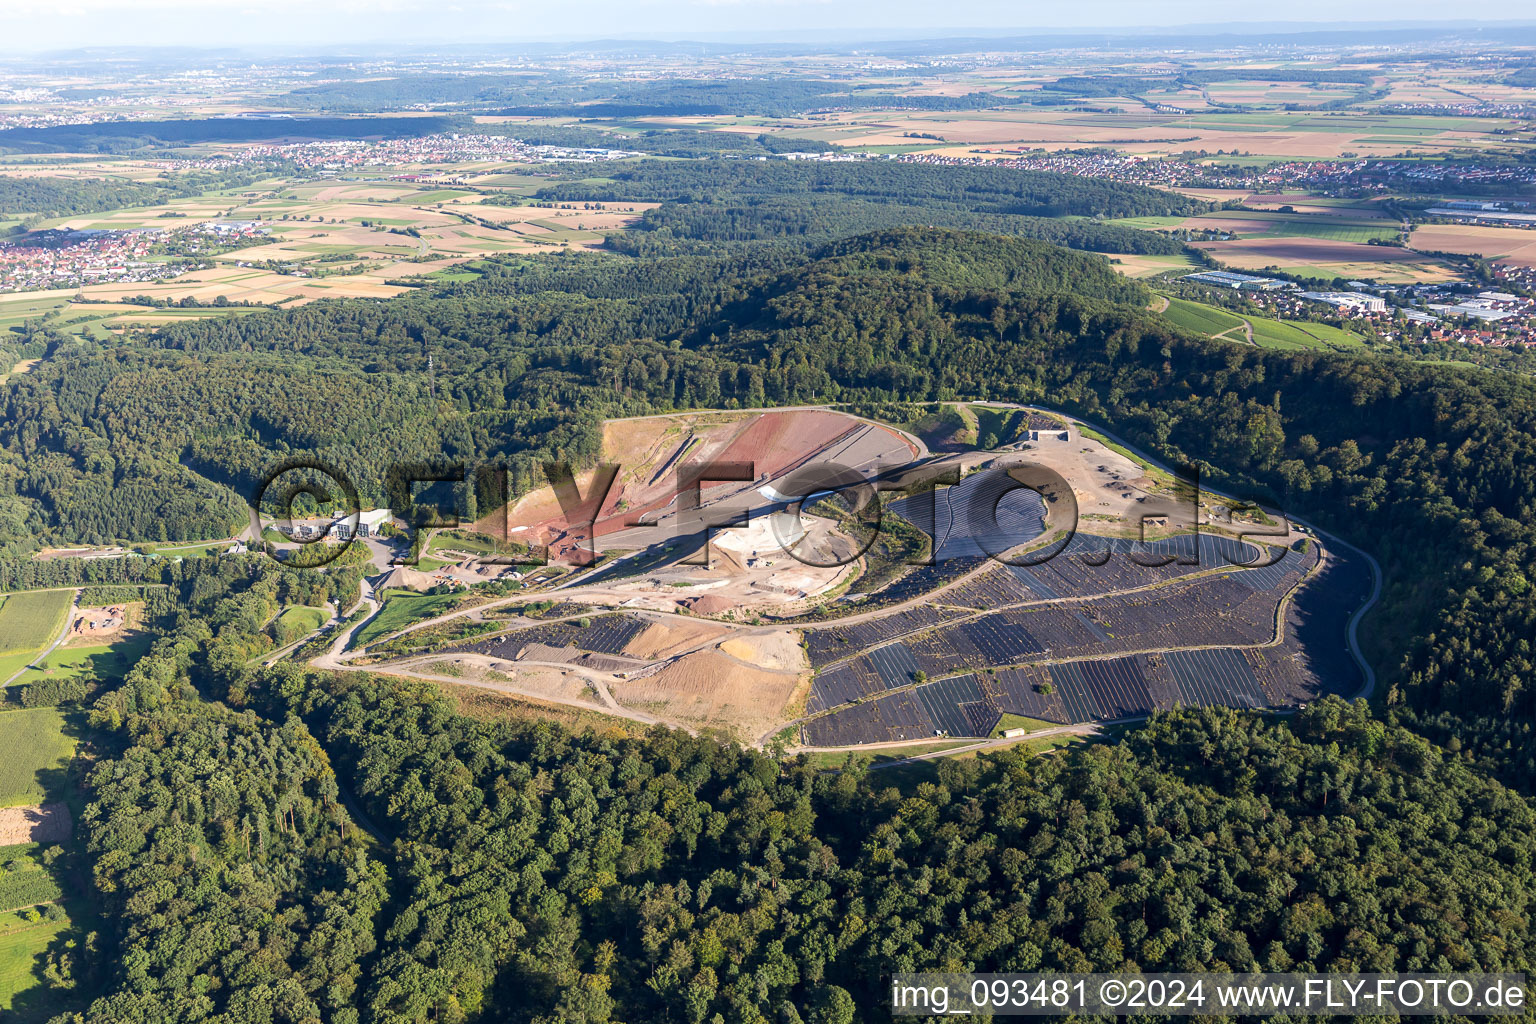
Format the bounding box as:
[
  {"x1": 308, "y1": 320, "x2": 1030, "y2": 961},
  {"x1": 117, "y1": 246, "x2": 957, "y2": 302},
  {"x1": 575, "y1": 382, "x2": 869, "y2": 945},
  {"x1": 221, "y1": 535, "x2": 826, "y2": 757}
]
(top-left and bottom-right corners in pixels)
[
  {"x1": 310, "y1": 595, "x2": 380, "y2": 671},
  {"x1": 2, "y1": 590, "x2": 79, "y2": 687}
]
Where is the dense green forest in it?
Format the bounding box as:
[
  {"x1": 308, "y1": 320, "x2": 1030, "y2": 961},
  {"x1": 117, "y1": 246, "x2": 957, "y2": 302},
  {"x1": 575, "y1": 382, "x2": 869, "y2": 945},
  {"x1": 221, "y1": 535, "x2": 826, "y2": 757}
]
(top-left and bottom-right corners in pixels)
[
  {"x1": 526, "y1": 160, "x2": 1201, "y2": 252},
  {"x1": 537, "y1": 159, "x2": 1205, "y2": 219},
  {"x1": 22, "y1": 549, "x2": 1536, "y2": 1021},
  {"x1": 0, "y1": 116, "x2": 466, "y2": 155},
  {"x1": 474, "y1": 122, "x2": 838, "y2": 158},
  {"x1": 44, "y1": 617, "x2": 1536, "y2": 1022}
]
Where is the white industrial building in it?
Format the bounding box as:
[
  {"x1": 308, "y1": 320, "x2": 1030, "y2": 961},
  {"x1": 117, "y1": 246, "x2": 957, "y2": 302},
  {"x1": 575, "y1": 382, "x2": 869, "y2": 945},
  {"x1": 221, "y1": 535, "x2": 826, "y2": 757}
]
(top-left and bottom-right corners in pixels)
[
  {"x1": 280, "y1": 507, "x2": 392, "y2": 541},
  {"x1": 1299, "y1": 291, "x2": 1387, "y2": 313},
  {"x1": 1184, "y1": 270, "x2": 1290, "y2": 291}
]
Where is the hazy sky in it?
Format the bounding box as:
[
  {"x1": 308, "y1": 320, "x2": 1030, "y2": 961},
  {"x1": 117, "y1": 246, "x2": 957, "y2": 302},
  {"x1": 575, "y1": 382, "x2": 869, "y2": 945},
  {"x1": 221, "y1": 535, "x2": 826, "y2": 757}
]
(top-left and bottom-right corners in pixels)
[{"x1": 0, "y1": 0, "x2": 1528, "y2": 52}]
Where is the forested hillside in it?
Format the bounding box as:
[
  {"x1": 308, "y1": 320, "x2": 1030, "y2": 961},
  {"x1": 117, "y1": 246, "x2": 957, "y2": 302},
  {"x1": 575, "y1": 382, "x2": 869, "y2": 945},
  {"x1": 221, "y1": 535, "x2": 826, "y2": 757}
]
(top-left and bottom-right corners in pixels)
[
  {"x1": 8, "y1": 222, "x2": 1536, "y2": 1021},
  {"x1": 534, "y1": 160, "x2": 1201, "y2": 252},
  {"x1": 54, "y1": 648, "x2": 1536, "y2": 1023}
]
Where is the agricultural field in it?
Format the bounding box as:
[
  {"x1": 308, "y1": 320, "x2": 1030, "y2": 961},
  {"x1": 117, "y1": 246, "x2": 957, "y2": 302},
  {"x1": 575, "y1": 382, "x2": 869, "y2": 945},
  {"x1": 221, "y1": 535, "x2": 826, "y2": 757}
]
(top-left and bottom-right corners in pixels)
[
  {"x1": 0, "y1": 847, "x2": 62, "y2": 912},
  {"x1": 1189, "y1": 236, "x2": 1457, "y2": 283},
  {"x1": 691, "y1": 104, "x2": 1532, "y2": 160},
  {"x1": 1201, "y1": 80, "x2": 1365, "y2": 107},
  {"x1": 1249, "y1": 317, "x2": 1367, "y2": 351},
  {"x1": 1103, "y1": 196, "x2": 1457, "y2": 284},
  {"x1": 1098, "y1": 251, "x2": 1204, "y2": 278},
  {"x1": 1409, "y1": 223, "x2": 1536, "y2": 268},
  {"x1": 0, "y1": 709, "x2": 76, "y2": 808},
  {"x1": 1162, "y1": 296, "x2": 1249, "y2": 338},
  {"x1": 1161, "y1": 297, "x2": 1367, "y2": 351},
  {"x1": 0, "y1": 292, "x2": 266, "y2": 340},
  {"x1": 0, "y1": 592, "x2": 73, "y2": 681},
  {"x1": 6, "y1": 174, "x2": 648, "y2": 308},
  {"x1": 1183, "y1": 208, "x2": 1401, "y2": 244}
]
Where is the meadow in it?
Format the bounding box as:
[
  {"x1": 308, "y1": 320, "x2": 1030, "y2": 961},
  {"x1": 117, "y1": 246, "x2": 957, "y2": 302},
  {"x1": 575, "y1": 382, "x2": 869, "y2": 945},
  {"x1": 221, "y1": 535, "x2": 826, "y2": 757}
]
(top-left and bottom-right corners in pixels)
[
  {"x1": 13, "y1": 634, "x2": 153, "y2": 688},
  {"x1": 277, "y1": 605, "x2": 328, "y2": 636},
  {"x1": 0, "y1": 901, "x2": 71, "y2": 1015},
  {"x1": 0, "y1": 591, "x2": 73, "y2": 652},
  {"x1": 1161, "y1": 297, "x2": 1368, "y2": 352}
]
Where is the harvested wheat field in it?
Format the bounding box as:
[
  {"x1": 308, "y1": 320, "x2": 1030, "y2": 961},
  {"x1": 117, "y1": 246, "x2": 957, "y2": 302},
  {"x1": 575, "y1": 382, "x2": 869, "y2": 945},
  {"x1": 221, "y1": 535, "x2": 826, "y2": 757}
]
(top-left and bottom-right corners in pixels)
[
  {"x1": 1410, "y1": 224, "x2": 1536, "y2": 267},
  {"x1": 0, "y1": 802, "x2": 72, "y2": 845},
  {"x1": 1178, "y1": 215, "x2": 1278, "y2": 234},
  {"x1": 1196, "y1": 238, "x2": 1422, "y2": 263},
  {"x1": 1192, "y1": 238, "x2": 1457, "y2": 282}
]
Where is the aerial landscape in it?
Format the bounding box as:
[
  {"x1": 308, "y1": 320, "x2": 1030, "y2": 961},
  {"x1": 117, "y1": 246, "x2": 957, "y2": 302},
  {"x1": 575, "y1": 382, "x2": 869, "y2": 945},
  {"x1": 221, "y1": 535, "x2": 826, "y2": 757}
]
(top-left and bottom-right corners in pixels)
[{"x1": 2, "y1": 4, "x2": 1536, "y2": 1022}]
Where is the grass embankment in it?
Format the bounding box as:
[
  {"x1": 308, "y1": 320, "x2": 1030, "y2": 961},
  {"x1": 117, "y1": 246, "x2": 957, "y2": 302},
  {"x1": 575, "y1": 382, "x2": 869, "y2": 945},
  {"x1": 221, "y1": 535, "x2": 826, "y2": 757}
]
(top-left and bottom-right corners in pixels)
[{"x1": 354, "y1": 589, "x2": 465, "y2": 648}]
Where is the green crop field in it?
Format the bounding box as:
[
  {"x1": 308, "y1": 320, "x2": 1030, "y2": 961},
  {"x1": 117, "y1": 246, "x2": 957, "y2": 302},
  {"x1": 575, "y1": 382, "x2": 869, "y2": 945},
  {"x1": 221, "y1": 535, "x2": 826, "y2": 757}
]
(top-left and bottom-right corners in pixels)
[
  {"x1": 0, "y1": 709, "x2": 75, "y2": 808},
  {"x1": 1258, "y1": 220, "x2": 1399, "y2": 244},
  {"x1": 1104, "y1": 215, "x2": 1188, "y2": 230},
  {"x1": 1161, "y1": 297, "x2": 1248, "y2": 337},
  {"x1": 399, "y1": 189, "x2": 475, "y2": 203},
  {"x1": 0, "y1": 296, "x2": 71, "y2": 331},
  {"x1": 0, "y1": 857, "x2": 62, "y2": 913},
  {"x1": 1162, "y1": 298, "x2": 1368, "y2": 352},
  {"x1": 1248, "y1": 318, "x2": 1329, "y2": 349},
  {"x1": 0, "y1": 593, "x2": 71, "y2": 656},
  {"x1": 1291, "y1": 321, "x2": 1369, "y2": 348}
]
